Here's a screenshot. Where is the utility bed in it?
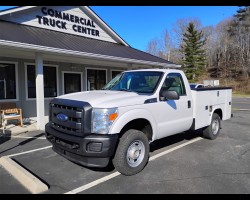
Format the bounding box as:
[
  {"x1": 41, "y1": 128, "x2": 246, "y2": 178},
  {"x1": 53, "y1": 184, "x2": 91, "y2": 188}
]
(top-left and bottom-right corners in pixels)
[{"x1": 191, "y1": 87, "x2": 232, "y2": 130}]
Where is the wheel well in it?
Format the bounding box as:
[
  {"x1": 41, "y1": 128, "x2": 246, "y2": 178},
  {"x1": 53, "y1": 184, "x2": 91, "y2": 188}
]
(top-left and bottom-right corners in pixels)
[
  {"x1": 214, "y1": 109, "x2": 222, "y2": 119},
  {"x1": 120, "y1": 119, "x2": 153, "y2": 141}
]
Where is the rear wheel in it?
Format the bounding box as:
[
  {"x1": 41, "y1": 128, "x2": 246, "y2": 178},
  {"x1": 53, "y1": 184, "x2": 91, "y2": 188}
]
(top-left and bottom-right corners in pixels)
[
  {"x1": 112, "y1": 129, "x2": 149, "y2": 176},
  {"x1": 203, "y1": 113, "x2": 221, "y2": 140}
]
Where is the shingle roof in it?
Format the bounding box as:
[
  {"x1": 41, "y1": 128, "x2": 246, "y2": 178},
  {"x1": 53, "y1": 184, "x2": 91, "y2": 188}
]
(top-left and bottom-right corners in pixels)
[{"x1": 0, "y1": 20, "x2": 175, "y2": 66}]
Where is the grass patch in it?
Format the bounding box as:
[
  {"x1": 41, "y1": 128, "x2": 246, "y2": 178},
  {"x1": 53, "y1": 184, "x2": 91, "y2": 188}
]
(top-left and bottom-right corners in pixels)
[{"x1": 232, "y1": 92, "x2": 250, "y2": 98}]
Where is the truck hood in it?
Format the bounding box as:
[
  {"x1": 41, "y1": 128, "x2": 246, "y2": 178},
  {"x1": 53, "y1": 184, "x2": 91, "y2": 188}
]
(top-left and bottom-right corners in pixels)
[{"x1": 56, "y1": 90, "x2": 150, "y2": 108}]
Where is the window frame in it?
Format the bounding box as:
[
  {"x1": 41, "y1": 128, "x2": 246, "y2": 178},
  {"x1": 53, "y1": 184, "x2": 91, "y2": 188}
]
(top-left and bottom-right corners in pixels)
[
  {"x1": 62, "y1": 71, "x2": 83, "y2": 95},
  {"x1": 0, "y1": 61, "x2": 19, "y2": 102},
  {"x1": 111, "y1": 69, "x2": 124, "y2": 79},
  {"x1": 85, "y1": 67, "x2": 107, "y2": 91},
  {"x1": 164, "y1": 72, "x2": 187, "y2": 96},
  {"x1": 25, "y1": 63, "x2": 59, "y2": 100}
]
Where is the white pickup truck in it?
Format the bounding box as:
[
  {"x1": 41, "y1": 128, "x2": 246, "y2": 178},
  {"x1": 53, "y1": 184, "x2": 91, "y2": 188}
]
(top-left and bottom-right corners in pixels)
[{"x1": 45, "y1": 69, "x2": 232, "y2": 175}]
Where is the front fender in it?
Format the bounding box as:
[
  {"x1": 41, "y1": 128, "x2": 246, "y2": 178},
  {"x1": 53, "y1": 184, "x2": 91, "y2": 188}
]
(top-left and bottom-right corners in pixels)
[{"x1": 109, "y1": 109, "x2": 158, "y2": 141}]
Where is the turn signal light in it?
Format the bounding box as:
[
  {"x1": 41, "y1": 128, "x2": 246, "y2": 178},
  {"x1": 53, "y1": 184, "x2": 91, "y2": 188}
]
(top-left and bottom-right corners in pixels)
[{"x1": 109, "y1": 113, "x2": 118, "y2": 121}]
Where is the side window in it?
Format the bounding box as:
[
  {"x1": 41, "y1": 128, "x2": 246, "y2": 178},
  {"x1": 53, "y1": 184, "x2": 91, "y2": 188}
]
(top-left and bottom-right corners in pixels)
[{"x1": 161, "y1": 73, "x2": 186, "y2": 96}]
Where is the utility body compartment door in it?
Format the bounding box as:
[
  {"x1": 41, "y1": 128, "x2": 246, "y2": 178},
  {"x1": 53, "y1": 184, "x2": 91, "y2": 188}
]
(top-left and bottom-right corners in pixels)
[{"x1": 191, "y1": 87, "x2": 232, "y2": 130}]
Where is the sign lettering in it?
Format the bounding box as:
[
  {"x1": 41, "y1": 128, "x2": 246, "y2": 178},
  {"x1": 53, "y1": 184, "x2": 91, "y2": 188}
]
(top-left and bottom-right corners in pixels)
[{"x1": 36, "y1": 7, "x2": 100, "y2": 37}]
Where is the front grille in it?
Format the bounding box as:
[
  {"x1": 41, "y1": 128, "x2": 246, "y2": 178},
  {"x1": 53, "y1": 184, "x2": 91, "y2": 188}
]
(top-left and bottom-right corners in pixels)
[
  {"x1": 48, "y1": 98, "x2": 92, "y2": 136},
  {"x1": 51, "y1": 103, "x2": 83, "y2": 136},
  {"x1": 51, "y1": 122, "x2": 78, "y2": 133}
]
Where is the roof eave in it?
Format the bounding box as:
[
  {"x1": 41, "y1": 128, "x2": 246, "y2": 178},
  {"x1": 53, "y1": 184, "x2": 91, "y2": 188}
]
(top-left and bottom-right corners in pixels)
[
  {"x1": 0, "y1": 6, "x2": 35, "y2": 16},
  {"x1": 0, "y1": 40, "x2": 180, "y2": 68},
  {"x1": 81, "y1": 6, "x2": 129, "y2": 47}
]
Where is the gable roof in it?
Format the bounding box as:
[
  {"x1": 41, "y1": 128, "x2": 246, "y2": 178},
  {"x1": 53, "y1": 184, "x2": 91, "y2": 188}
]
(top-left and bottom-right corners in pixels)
[
  {"x1": 0, "y1": 6, "x2": 129, "y2": 46},
  {"x1": 0, "y1": 20, "x2": 179, "y2": 68},
  {"x1": 0, "y1": 6, "x2": 33, "y2": 15}
]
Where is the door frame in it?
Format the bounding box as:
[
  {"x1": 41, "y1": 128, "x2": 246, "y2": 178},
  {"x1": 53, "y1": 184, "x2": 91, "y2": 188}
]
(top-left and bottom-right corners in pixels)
[
  {"x1": 85, "y1": 67, "x2": 107, "y2": 91},
  {"x1": 62, "y1": 71, "x2": 83, "y2": 95}
]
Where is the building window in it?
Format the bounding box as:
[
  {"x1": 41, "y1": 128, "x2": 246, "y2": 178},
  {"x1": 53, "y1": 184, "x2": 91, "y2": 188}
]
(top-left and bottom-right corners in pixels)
[
  {"x1": 87, "y1": 69, "x2": 106, "y2": 91},
  {"x1": 111, "y1": 70, "x2": 123, "y2": 79},
  {"x1": 62, "y1": 72, "x2": 82, "y2": 94},
  {"x1": 26, "y1": 65, "x2": 57, "y2": 98},
  {"x1": 0, "y1": 63, "x2": 17, "y2": 100}
]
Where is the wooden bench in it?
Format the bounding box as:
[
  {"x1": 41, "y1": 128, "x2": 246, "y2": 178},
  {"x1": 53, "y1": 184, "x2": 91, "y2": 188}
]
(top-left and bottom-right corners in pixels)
[{"x1": 0, "y1": 102, "x2": 23, "y2": 133}]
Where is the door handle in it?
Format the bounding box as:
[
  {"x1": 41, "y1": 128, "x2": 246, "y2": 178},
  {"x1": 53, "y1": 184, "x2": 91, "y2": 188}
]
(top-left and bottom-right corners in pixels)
[{"x1": 188, "y1": 100, "x2": 191, "y2": 108}]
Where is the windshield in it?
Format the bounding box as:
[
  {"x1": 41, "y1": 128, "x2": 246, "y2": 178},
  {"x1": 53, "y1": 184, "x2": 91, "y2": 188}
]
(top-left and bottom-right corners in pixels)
[{"x1": 102, "y1": 71, "x2": 163, "y2": 94}]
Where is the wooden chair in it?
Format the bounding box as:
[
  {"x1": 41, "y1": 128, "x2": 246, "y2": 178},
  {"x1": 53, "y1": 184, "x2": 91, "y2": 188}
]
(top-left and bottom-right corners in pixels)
[{"x1": 0, "y1": 102, "x2": 23, "y2": 133}]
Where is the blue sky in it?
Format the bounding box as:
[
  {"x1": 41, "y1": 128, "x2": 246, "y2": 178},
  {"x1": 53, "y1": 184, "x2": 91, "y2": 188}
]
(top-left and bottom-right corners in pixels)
[{"x1": 0, "y1": 6, "x2": 239, "y2": 51}]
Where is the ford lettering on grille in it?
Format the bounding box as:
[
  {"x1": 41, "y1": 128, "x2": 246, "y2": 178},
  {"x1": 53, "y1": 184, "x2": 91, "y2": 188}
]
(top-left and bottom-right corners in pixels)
[{"x1": 56, "y1": 113, "x2": 69, "y2": 122}]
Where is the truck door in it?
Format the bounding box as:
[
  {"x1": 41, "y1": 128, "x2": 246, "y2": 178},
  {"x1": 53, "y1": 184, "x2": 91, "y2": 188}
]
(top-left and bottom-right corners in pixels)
[{"x1": 155, "y1": 72, "x2": 193, "y2": 139}]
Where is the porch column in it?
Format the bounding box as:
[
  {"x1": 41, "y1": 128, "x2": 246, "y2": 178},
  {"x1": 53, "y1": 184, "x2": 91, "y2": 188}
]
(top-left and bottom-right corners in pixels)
[{"x1": 35, "y1": 52, "x2": 45, "y2": 130}]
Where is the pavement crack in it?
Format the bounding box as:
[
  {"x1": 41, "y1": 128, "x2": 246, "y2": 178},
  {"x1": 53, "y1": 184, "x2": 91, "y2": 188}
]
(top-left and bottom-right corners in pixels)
[{"x1": 241, "y1": 148, "x2": 250, "y2": 156}]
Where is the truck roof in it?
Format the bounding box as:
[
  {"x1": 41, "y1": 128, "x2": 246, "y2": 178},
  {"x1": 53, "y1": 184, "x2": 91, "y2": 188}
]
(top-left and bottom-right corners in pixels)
[{"x1": 124, "y1": 68, "x2": 182, "y2": 73}]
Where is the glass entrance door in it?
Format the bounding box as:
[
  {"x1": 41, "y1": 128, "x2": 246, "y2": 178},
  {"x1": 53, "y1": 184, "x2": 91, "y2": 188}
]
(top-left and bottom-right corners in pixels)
[
  {"x1": 86, "y1": 69, "x2": 106, "y2": 91},
  {"x1": 63, "y1": 72, "x2": 82, "y2": 94}
]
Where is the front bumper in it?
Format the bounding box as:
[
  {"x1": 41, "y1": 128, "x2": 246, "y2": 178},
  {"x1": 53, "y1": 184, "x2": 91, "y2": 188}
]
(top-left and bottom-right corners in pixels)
[{"x1": 45, "y1": 123, "x2": 118, "y2": 168}]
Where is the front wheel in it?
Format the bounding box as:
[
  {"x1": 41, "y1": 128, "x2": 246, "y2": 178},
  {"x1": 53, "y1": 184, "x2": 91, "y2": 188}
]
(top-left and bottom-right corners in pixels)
[
  {"x1": 112, "y1": 129, "x2": 149, "y2": 176},
  {"x1": 203, "y1": 113, "x2": 221, "y2": 140}
]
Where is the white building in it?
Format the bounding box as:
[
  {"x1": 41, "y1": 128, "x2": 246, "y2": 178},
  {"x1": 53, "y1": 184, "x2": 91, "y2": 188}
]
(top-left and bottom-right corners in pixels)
[{"x1": 0, "y1": 6, "x2": 178, "y2": 130}]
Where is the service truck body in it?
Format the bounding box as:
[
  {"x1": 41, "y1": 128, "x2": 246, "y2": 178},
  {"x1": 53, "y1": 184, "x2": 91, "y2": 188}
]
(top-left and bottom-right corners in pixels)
[{"x1": 45, "y1": 69, "x2": 232, "y2": 175}]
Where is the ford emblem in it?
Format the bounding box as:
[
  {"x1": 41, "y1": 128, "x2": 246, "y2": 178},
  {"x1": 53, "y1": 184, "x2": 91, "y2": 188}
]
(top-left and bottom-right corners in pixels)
[{"x1": 56, "y1": 113, "x2": 69, "y2": 122}]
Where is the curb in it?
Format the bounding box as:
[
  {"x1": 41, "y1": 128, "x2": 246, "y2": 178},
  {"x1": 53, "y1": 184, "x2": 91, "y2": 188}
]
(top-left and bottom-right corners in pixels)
[{"x1": 0, "y1": 156, "x2": 49, "y2": 194}]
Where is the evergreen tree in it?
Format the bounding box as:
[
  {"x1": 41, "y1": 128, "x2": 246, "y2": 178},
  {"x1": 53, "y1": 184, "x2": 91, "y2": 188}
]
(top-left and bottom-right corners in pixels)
[
  {"x1": 227, "y1": 6, "x2": 250, "y2": 79},
  {"x1": 181, "y1": 23, "x2": 206, "y2": 82},
  {"x1": 235, "y1": 6, "x2": 250, "y2": 24}
]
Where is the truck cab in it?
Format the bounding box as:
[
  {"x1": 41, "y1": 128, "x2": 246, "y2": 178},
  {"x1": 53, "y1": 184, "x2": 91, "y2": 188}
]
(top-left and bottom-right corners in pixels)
[{"x1": 45, "y1": 69, "x2": 232, "y2": 175}]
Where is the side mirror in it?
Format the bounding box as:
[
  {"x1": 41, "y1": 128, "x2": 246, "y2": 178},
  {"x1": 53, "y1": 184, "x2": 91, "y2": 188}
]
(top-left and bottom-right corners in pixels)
[{"x1": 160, "y1": 89, "x2": 179, "y2": 101}]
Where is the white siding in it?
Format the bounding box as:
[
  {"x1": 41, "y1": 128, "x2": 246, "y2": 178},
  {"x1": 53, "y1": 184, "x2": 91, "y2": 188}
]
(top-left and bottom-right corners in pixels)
[{"x1": 0, "y1": 6, "x2": 117, "y2": 43}]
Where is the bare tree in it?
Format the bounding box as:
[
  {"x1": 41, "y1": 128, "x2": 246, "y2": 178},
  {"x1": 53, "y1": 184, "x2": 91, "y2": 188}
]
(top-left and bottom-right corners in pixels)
[
  {"x1": 146, "y1": 38, "x2": 160, "y2": 56},
  {"x1": 146, "y1": 30, "x2": 174, "y2": 61},
  {"x1": 171, "y1": 18, "x2": 202, "y2": 48}
]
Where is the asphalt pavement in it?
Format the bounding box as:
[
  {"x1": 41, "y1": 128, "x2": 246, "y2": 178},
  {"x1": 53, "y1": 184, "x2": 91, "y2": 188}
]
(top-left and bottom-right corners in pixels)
[{"x1": 0, "y1": 97, "x2": 249, "y2": 194}]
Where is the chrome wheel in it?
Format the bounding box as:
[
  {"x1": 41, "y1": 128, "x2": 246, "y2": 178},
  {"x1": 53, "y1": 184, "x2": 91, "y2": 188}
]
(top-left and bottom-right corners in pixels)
[
  {"x1": 212, "y1": 119, "x2": 219, "y2": 135},
  {"x1": 126, "y1": 140, "x2": 145, "y2": 167},
  {"x1": 113, "y1": 129, "x2": 149, "y2": 175},
  {"x1": 203, "y1": 113, "x2": 221, "y2": 140}
]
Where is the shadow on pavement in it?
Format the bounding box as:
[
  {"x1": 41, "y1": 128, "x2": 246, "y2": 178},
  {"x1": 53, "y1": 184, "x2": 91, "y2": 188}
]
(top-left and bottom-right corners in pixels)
[
  {"x1": 0, "y1": 131, "x2": 11, "y2": 145},
  {"x1": 0, "y1": 132, "x2": 45, "y2": 155},
  {"x1": 150, "y1": 129, "x2": 203, "y2": 152}
]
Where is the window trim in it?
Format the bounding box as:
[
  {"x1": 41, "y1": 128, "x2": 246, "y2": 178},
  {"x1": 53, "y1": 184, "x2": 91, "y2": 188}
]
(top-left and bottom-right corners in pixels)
[
  {"x1": 111, "y1": 69, "x2": 124, "y2": 79},
  {"x1": 85, "y1": 67, "x2": 107, "y2": 91},
  {"x1": 0, "y1": 61, "x2": 19, "y2": 102},
  {"x1": 164, "y1": 72, "x2": 187, "y2": 97},
  {"x1": 25, "y1": 63, "x2": 59, "y2": 101},
  {"x1": 62, "y1": 71, "x2": 83, "y2": 95}
]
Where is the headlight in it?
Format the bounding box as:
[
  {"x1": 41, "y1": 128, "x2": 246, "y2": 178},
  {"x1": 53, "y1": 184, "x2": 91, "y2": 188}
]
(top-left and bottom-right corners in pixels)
[{"x1": 91, "y1": 108, "x2": 118, "y2": 134}]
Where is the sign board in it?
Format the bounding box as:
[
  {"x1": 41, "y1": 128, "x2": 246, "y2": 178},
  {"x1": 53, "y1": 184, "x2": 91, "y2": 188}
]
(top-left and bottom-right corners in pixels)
[
  {"x1": 203, "y1": 80, "x2": 220, "y2": 87},
  {"x1": 0, "y1": 6, "x2": 117, "y2": 43}
]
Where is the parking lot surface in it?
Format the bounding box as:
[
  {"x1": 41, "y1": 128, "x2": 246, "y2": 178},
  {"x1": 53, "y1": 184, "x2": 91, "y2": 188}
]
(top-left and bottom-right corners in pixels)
[{"x1": 0, "y1": 97, "x2": 250, "y2": 194}]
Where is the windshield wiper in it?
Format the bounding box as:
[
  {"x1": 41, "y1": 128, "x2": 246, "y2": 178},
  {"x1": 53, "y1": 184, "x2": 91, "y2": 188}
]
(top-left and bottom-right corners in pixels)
[{"x1": 119, "y1": 88, "x2": 132, "y2": 92}]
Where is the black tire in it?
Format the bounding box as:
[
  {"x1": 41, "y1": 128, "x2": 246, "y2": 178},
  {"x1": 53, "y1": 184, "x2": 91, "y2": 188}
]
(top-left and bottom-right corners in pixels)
[
  {"x1": 112, "y1": 129, "x2": 149, "y2": 176},
  {"x1": 203, "y1": 113, "x2": 221, "y2": 140}
]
